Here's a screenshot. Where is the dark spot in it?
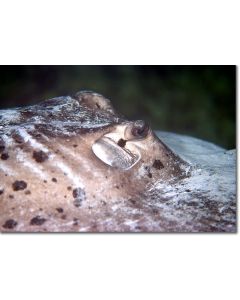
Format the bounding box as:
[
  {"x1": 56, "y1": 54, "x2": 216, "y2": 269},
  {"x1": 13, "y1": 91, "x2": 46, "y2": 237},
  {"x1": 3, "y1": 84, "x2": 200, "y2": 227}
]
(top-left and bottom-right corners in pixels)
[
  {"x1": 73, "y1": 144, "x2": 78, "y2": 148},
  {"x1": 185, "y1": 189, "x2": 191, "y2": 192},
  {"x1": 43, "y1": 180, "x2": 47, "y2": 183},
  {"x1": 25, "y1": 190, "x2": 31, "y2": 195},
  {"x1": 152, "y1": 208, "x2": 159, "y2": 214},
  {"x1": 12, "y1": 180, "x2": 27, "y2": 191},
  {"x1": 101, "y1": 200, "x2": 107, "y2": 206},
  {"x1": 117, "y1": 138, "x2": 126, "y2": 148},
  {"x1": 52, "y1": 177, "x2": 57, "y2": 183},
  {"x1": 33, "y1": 150, "x2": 49, "y2": 163},
  {"x1": 11, "y1": 207, "x2": 15, "y2": 210},
  {"x1": 9, "y1": 194, "x2": 14, "y2": 199},
  {"x1": 116, "y1": 185, "x2": 120, "y2": 189},
  {"x1": 0, "y1": 189, "x2": 4, "y2": 195},
  {"x1": 1, "y1": 152, "x2": 9, "y2": 160},
  {"x1": 30, "y1": 216, "x2": 46, "y2": 226},
  {"x1": 186, "y1": 201, "x2": 199, "y2": 207},
  {"x1": 135, "y1": 226, "x2": 142, "y2": 230},
  {"x1": 0, "y1": 137, "x2": 5, "y2": 153},
  {"x1": 56, "y1": 207, "x2": 64, "y2": 213},
  {"x1": 129, "y1": 199, "x2": 136, "y2": 205},
  {"x1": 11, "y1": 131, "x2": 25, "y2": 143},
  {"x1": 148, "y1": 172, "x2": 152, "y2": 178},
  {"x1": 152, "y1": 159, "x2": 164, "y2": 170},
  {"x1": 73, "y1": 218, "x2": 78, "y2": 226},
  {"x1": 67, "y1": 186, "x2": 72, "y2": 191},
  {"x1": 2, "y1": 219, "x2": 18, "y2": 229},
  {"x1": 39, "y1": 208, "x2": 43, "y2": 211},
  {"x1": 64, "y1": 195, "x2": 67, "y2": 198},
  {"x1": 73, "y1": 187, "x2": 86, "y2": 207},
  {"x1": 61, "y1": 214, "x2": 67, "y2": 220}
]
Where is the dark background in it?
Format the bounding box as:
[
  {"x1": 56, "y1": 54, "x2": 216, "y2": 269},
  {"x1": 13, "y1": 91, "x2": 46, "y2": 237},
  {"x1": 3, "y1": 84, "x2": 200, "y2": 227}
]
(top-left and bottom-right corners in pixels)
[{"x1": 0, "y1": 66, "x2": 236, "y2": 149}]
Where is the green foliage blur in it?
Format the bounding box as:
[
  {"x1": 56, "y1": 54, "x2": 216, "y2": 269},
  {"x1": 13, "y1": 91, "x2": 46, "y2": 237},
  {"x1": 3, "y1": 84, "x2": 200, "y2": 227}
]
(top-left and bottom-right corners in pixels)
[{"x1": 0, "y1": 66, "x2": 236, "y2": 149}]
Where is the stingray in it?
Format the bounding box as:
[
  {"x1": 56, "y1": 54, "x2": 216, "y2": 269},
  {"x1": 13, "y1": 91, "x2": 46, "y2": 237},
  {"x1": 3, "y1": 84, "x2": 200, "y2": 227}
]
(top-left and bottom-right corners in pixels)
[{"x1": 0, "y1": 91, "x2": 236, "y2": 232}]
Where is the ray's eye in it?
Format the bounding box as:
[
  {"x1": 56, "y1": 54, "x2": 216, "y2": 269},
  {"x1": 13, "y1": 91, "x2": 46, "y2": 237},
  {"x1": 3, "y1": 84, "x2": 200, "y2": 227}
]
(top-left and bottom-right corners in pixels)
[{"x1": 130, "y1": 120, "x2": 149, "y2": 139}]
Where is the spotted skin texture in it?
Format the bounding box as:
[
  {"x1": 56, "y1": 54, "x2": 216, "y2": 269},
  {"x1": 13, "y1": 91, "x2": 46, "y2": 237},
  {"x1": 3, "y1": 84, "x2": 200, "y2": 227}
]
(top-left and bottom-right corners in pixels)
[{"x1": 0, "y1": 91, "x2": 236, "y2": 232}]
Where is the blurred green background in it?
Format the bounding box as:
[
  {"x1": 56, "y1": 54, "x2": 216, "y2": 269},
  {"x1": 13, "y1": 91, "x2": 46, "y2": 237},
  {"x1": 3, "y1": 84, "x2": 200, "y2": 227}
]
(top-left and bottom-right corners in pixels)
[{"x1": 0, "y1": 66, "x2": 236, "y2": 149}]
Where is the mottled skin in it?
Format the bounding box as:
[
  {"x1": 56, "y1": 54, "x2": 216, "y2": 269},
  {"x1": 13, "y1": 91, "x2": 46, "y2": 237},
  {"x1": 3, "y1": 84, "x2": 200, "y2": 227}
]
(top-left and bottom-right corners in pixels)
[{"x1": 0, "y1": 91, "x2": 236, "y2": 232}]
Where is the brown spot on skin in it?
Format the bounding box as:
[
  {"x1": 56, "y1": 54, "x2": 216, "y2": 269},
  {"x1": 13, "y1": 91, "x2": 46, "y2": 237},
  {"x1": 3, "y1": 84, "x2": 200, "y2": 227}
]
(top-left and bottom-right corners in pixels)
[
  {"x1": 33, "y1": 150, "x2": 49, "y2": 163},
  {"x1": 117, "y1": 138, "x2": 126, "y2": 148},
  {"x1": 12, "y1": 180, "x2": 27, "y2": 191},
  {"x1": 73, "y1": 187, "x2": 86, "y2": 207},
  {"x1": 43, "y1": 180, "x2": 47, "y2": 183},
  {"x1": 25, "y1": 190, "x2": 31, "y2": 195},
  {"x1": 30, "y1": 216, "x2": 46, "y2": 226},
  {"x1": 73, "y1": 144, "x2": 78, "y2": 148},
  {"x1": 9, "y1": 195, "x2": 14, "y2": 199},
  {"x1": 1, "y1": 152, "x2": 9, "y2": 160},
  {"x1": 11, "y1": 131, "x2": 25, "y2": 143},
  {"x1": 153, "y1": 159, "x2": 164, "y2": 170},
  {"x1": 67, "y1": 186, "x2": 72, "y2": 191},
  {"x1": 56, "y1": 207, "x2": 64, "y2": 213},
  {"x1": 61, "y1": 214, "x2": 67, "y2": 220},
  {"x1": 0, "y1": 189, "x2": 4, "y2": 195},
  {"x1": 2, "y1": 219, "x2": 18, "y2": 229},
  {"x1": 52, "y1": 177, "x2": 57, "y2": 183}
]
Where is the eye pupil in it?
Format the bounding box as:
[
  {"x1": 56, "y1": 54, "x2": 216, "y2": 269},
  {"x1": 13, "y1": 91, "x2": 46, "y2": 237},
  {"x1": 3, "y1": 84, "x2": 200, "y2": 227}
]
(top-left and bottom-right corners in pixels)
[{"x1": 131, "y1": 120, "x2": 149, "y2": 138}]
